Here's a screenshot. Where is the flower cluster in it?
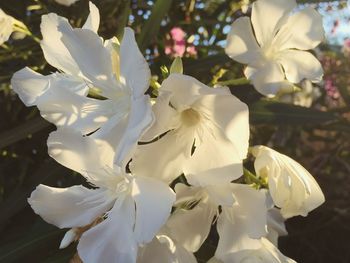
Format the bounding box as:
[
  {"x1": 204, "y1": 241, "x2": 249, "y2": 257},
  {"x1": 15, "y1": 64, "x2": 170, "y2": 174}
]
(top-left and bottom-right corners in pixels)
[{"x1": 11, "y1": 0, "x2": 325, "y2": 262}]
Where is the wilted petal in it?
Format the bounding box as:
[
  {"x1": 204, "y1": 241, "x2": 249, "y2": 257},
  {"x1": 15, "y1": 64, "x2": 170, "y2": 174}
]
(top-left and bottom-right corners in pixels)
[
  {"x1": 225, "y1": 17, "x2": 263, "y2": 65},
  {"x1": 120, "y1": 28, "x2": 151, "y2": 98},
  {"x1": 278, "y1": 50, "x2": 323, "y2": 83},
  {"x1": 252, "y1": 145, "x2": 325, "y2": 218},
  {"x1": 251, "y1": 0, "x2": 296, "y2": 47},
  {"x1": 275, "y1": 7, "x2": 324, "y2": 51},
  {"x1": 132, "y1": 176, "x2": 175, "y2": 244},
  {"x1": 82, "y1": 2, "x2": 100, "y2": 33},
  {"x1": 28, "y1": 184, "x2": 113, "y2": 229},
  {"x1": 78, "y1": 196, "x2": 138, "y2": 263}
]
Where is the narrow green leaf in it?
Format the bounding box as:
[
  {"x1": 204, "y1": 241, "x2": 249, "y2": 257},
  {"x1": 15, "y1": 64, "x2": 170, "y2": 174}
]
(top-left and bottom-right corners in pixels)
[
  {"x1": 250, "y1": 100, "x2": 338, "y2": 125},
  {"x1": 137, "y1": 0, "x2": 173, "y2": 51},
  {"x1": 0, "y1": 116, "x2": 51, "y2": 149}
]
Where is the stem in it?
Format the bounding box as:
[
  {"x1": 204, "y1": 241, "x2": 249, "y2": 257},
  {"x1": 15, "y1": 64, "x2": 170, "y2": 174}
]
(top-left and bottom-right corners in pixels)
[{"x1": 243, "y1": 167, "x2": 268, "y2": 188}]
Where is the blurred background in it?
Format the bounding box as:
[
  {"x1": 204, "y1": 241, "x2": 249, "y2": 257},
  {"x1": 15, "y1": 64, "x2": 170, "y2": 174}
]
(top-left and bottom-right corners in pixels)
[{"x1": 0, "y1": 0, "x2": 349, "y2": 262}]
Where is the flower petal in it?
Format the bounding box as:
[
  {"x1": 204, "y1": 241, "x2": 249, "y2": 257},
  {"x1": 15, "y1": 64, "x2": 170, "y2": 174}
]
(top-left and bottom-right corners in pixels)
[
  {"x1": 40, "y1": 14, "x2": 81, "y2": 76},
  {"x1": 252, "y1": 145, "x2": 325, "y2": 218},
  {"x1": 162, "y1": 74, "x2": 229, "y2": 111},
  {"x1": 130, "y1": 130, "x2": 192, "y2": 184},
  {"x1": 275, "y1": 7, "x2": 324, "y2": 51},
  {"x1": 244, "y1": 63, "x2": 292, "y2": 97},
  {"x1": 137, "y1": 235, "x2": 197, "y2": 263},
  {"x1": 225, "y1": 17, "x2": 263, "y2": 65},
  {"x1": 11, "y1": 68, "x2": 89, "y2": 107},
  {"x1": 166, "y1": 202, "x2": 216, "y2": 252},
  {"x1": 114, "y1": 96, "x2": 154, "y2": 168},
  {"x1": 78, "y1": 196, "x2": 138, "y2": 263},
  {"x1": 120, "y1": 28, "x2": 151, "y2": 98},
  {"x1": 48, "y1": 130, "x2": 114, "y2": 183},
  {"x1": 82, "y1": 2, "x2": 100, "y2": 33},
  {"x1": 132, "y1": 176, "x2": 175, "y2": 244},
  {"x1": 251, "y1": 0, "x2": 297, "y2": 47},
  {"x1": 36, "y1": 86, "x2": 115, "y2": 134},
  {"x1": 28, "y1": 184, "x2": 113, "y2": 229},
  {"x1": 277, "y1": 50, "x2": 323, "y2": 83}
]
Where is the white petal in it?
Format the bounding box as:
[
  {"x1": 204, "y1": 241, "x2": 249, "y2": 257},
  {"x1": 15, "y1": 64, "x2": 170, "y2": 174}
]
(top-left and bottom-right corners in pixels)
[
  {"x1": 275, "y1": 7, "x2": 324, "y2": 51},
  {"x1": 244, "y1": 63, "x2": 292, "y2": 97},
  {"x1": 137, "y1": 235, "x2": 197, "y2": 263},
  {"x1": 130, "y1": 130, "x2": 192, "y2": 184},
  {"x1": 120, "y1": 28, "x2": 151, "y2": 98},
  {"x1": 58, "y1": 24, "x2": 118, "y2": 95},
  {"x1": 36, "y1": 86, "x2": 114, "y2": 134},
  {"x1": 40, "y1": 14, "x2": 81, "y2": 75},
  {"x1": 193, "y1": 93, "x2": 249, "y2": 160},
  {"x1": 11, "y1": 67, "x2": 50, "y2": 106},
  {"x1": 277, "y1": 50, "x2": 323, "y2": 83},
  {"x1": 252, "y1": 145, "x2": 325, "y2": 218},
  {"x1": 28, "y1": 184, "x2": 113, "y2": 229},
  {"x1": 225, "y1": 17, "x2": 263, "y2": 65},
  {"x1": 48, "y1": 130, "x2": 115, "y2": 183},
  {"x1": 251, "y1": 0, "x2": 297, "y2": 47},
  {"x1": 114, "y1": 96, "x2": 154, "y2": 168},
  {"x1": 267, "y1": 208, "x2": 287, "y2": 246},
  {"x1": 60, "y1": 229, "x2": 77, "y2": 249},
  {"x1": 78, "y1": 196, "x2": 138, "y2": 263},
  {"x1": 162, "y1": 74, "x2": 229, "y2": 111},
  {"x1": 166, "y1": 202, "x2": 216, "y2": 252},
  {"x1": 82, "y1": 2, "x2": 100, "y2": 33},
  {"x1": 140, "y1": 91, "x2": 179, "y2": 141},
  {"x1": 132, "y1": 176, "x2": 175, "y2": 244},
  {"x1": 217, "y1": 237, "x2": 296, "y2": 263}
]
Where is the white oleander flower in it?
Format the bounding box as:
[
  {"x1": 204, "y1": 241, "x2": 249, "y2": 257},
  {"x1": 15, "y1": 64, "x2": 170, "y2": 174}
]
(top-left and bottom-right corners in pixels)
[
  {"x1": 55, "y1": 0, "x2": 80, "y2": 6},
  {"x1": 225, "y1": 0, "x2": 325, "y2": 97},
  {"x1": 130, "y1": 73, "x2": 249, "y2": 184},
  {"x1": 251, "y1": 145, "x2": 325, "y2": 218},
  {"x1": 28, "y1": 130, "x2": 175, "y2": 263},
  {"x1": 209, "y1": 238, "x2": 296, "y2": 263},
  {"x1": 165, "y1": 178, "x2": 267, "y2": 254},
  {"x1": 11, "y1": 2, "x2": 153, "y2": 167},
  {"x1": 279, "y1": 80, "x2": 321, "y2": 108},
  {"x1": 0, "y1": 9, "x2": 14, "y2": 45}
]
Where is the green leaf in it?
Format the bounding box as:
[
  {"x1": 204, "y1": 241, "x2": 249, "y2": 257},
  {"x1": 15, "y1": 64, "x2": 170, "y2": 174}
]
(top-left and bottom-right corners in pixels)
[
  {"x1": 0, "y1": 117, "x2": 51, "y2": 149},
  {"x1": 250, "y1": 100, "x2": 338, "y2": 125},
  {"x1": 137, "y1": 0, "x2": 173, "y2": 51},
  {"x1": 0, "y1": 220, "x2": 64, "y2": 263}
]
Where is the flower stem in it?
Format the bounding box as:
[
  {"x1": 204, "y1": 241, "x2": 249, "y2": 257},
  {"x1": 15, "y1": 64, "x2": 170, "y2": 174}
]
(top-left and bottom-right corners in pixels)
[{"x1": 216, "y1": 77, "x2": 249, "y2": 86}]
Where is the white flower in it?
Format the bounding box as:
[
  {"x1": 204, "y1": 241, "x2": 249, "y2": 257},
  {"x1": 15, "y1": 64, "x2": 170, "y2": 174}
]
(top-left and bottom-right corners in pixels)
[
  {"x1": 165, "y1": 179, "x2": 267, "y2": 254},
  {"x1": 130, "y1": 73, "x2": 249, "y2": 183},
  {"x1": 28, "y1": 130, "x2": 175, "y2": 263},
  {"x1": 11, "y1": 2, "x2": 153, "y2": 167},
  {"x1": 251, "y1": 145, "x2": 325, "y2": 218},
  {"x1": 266, "y1": 207, "x2": 287, "y2": 246},
  {"x1": 225, "y1": 0, "x2": 325, "y2": 97},
  {"x1": 0, "y1": 9, "x2": 14, "y2": 45},
  {"x1": 279, "y1": 80, "x2": 320, "y2": 108},
  {"x1": 55, "y1": 0, "x2": 80, "y2": 6},
  {"x1": 209, "y1": 238, "x2": 296, "y2": 263}
]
